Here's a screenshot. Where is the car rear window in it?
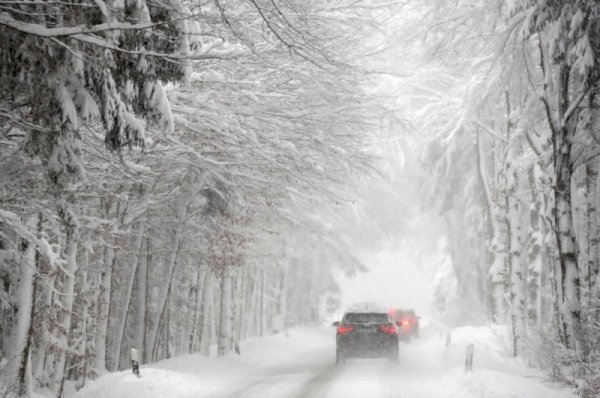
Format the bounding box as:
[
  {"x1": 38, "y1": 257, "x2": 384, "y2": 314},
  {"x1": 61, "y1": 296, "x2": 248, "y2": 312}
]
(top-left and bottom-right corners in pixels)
[
  {"x1": 389, "y1": 310, "x2": 406, "y2": 320},
  {"x1": 343, "y1": 313, "x2": 389, "y2": 324}
]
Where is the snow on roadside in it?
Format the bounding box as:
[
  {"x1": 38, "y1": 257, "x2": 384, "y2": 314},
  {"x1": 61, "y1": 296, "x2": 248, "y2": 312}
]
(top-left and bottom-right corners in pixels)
[
  {"x1": 415, "y1": 325, "x2": 577, "y2": 398},
  {"x1": 68, "y1": 368, "x2": 213, "y2": 398},
  {"x1": 71, "y1": 327, "x2": 331, "y2": 398}
]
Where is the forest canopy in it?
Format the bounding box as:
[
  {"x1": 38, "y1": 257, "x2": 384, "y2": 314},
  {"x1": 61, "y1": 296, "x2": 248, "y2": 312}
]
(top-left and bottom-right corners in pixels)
[{"x1": 0, "y1": 1, "x2": 395, "y2": 396}]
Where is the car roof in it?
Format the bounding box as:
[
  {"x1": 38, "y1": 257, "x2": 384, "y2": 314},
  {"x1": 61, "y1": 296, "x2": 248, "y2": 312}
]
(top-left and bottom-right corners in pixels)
[
  {"x1": 346, "y1": 302, "x2": 385, "y2": 312},
  {"x1": 344, "y1": 310, "x2": 388, "y2": 314},
  {"x1": 389, "y1": 308, "x2": 416, "y2": 313}
]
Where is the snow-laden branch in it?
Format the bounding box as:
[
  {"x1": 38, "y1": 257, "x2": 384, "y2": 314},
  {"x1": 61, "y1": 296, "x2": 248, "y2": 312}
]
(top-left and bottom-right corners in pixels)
[
  {"x1": 0, "y1": 11, "x2": 169, "y2": 37},
  {"x1": 560, "y1": 84, "x2": 591, "y2": 129}
]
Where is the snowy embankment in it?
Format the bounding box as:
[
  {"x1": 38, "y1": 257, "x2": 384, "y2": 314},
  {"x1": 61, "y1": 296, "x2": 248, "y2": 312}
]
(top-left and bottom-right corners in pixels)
[
  {"x1": 71, "y1": 327, "x2": 330, "y2": 398},
  {"x1": 71, "y1": 324, "x2": 575, "y2": 398}
]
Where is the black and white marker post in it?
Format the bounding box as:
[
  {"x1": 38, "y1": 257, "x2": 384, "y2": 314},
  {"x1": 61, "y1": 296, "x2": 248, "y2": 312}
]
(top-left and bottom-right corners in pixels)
[
  {"x1": 131, "y1": 348, "x2": 141, "y2": 377},
  {"x1": 465, "y1": 344, "x2": 474, "y2": 373}
]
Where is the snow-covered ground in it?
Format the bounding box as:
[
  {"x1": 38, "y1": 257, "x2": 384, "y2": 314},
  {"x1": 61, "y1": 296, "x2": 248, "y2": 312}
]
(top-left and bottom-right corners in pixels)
[{"x1": 72, "y1": 324, "x2": 575, "y2": 398}]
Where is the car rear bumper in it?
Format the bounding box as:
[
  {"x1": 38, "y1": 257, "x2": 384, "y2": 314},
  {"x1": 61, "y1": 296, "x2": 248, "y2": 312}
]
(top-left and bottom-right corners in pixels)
[{"x1": 337, "y1": 336, "x2": 398, "y2": 358}]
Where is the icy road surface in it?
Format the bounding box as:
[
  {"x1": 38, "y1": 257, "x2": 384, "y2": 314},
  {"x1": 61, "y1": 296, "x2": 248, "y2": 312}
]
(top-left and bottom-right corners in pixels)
[{"x1": 73, "y1": 325, "x2": 575, "y2": 398}]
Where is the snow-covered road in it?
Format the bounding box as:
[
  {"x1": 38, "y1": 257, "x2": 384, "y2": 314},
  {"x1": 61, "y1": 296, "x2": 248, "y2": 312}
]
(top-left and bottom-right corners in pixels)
[{"x1": 73, "y1": 325, "x2": 576, "y2": 398}]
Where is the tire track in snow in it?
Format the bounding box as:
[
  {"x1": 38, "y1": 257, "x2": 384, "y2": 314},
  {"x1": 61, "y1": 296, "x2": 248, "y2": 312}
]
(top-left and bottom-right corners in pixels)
[
  {"x1": 225, "y1": 362, "x2": 333, "y2": 398},
  {"x1": 292, "y1": 364, "x2": 339, "y2": 397}
]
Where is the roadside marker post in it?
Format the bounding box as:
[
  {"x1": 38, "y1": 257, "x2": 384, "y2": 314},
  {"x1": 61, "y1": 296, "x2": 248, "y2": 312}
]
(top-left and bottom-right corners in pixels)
[
  {"x1": 131, "y1": 348, "x2": 141, "y2": 377},
  {"x1": 465, "y1": 344, "x2": 474, "y2": 373},
  {"x1": 445, "y1": 333, "x2": 451, "y2": 348}
]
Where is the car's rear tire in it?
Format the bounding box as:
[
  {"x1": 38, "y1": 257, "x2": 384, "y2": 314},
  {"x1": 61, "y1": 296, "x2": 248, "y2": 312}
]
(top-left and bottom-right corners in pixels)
[
  {"x1": 336, "y1": 349, "x2": 346, "y2": 365},
  {"x1": 389, "y1": 351, "x2": 399, "y2": 363}
]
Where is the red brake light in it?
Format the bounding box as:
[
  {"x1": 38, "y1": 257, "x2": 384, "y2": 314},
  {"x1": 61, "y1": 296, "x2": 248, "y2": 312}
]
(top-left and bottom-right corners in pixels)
[
  {"x1": 402, "y1": 320, "x2": 410, "y2": 327},
  {"x1": 337, "y1": 325, "x2": 354, "y2": 334},
  {"x1": 380, "y1": 324, "x2": 397, "y2": 335}
]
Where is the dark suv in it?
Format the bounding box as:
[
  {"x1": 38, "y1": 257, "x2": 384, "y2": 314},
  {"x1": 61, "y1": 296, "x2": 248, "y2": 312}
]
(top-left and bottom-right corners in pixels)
[{"x1": 333, "y1": 311, "x2": 399, "y2": 364}]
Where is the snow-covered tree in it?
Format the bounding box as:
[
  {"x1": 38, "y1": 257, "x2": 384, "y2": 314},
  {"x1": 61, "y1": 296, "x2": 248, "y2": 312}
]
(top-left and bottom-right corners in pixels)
[
  {"x1": 1, "y1": 1, "x2": 392, "y2": 396},
  {"x1": 385, "y1": 0, "x2": 600, "y2": 391}
]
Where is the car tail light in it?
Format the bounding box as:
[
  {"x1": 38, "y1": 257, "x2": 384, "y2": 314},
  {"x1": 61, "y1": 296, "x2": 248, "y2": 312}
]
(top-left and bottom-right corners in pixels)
[
  {"x1": 400, "y1": 319, "x2": 411, "y2": 328},
  {"x1": 380, "y1": 324, "x2": 397, "y2": 335},
  {"x1": 337, "y1": 325, "x2": 354, "y2": 334}
]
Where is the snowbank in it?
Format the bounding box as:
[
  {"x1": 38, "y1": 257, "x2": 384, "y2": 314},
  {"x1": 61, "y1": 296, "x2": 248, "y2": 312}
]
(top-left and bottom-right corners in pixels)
[
  {"x1": 72, "y1": 327, "x2": 330, "y2": 398},
  {"x1": 419, "y1": 325, "x2": 576, "y2": 398}
]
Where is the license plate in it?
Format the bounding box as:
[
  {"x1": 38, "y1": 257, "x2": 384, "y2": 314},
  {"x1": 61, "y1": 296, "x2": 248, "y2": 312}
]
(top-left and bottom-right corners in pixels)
[{"x1": 358, "y1": 328, "x2": 375, "y2": 334}]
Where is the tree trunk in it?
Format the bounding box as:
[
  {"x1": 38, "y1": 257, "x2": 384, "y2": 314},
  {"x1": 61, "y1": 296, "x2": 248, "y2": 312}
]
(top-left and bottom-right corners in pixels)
[
  {"x1": 260, "y1": 267, "x2": 267, "y2": 336},
  {"x1": 8, "y1": 214, "x2": 38, "y2": 396},
  {"x1": 94, "y1": 242, "x2": 115, "y2": 374},
  {"x1": 586, "y1": 161, "x2": 600, "y2": 303},
  {"x1": 199, "y1": 272, "x2": 213, "y2": 356},
  {"x1": 250, "y1": 268, "x2": 261, "y2": 336},
  {"x1": 217, "y1": 269, "x2": 233, "y2": 356},
  {"x1": 113, "y1": 221, "x2": 146, "y2": 369},
  {"x1": 507, "y1": 167, "x2": 526, "y2": 356},
  {"x1": 241, "y1": 267, "x2": 257, "y2": 340},
  {"x1": 527, "y1": 165, "x2": 544, "y2": 327},
  {"x1": 33, "y1": 263, "x2": 58, "y2": 384},
  {"x1": 476, "y1": 130, "x2": 502, "y2": 321},
  {"x1": 274, "y1": 261, "x2": 289, "y2": 333},
  {"x1": 552, "y1": 63, "x2": 584, "y2": 358},
  {"x1": 134, "y1": 236, "x2": 149, "y2": 361},
  {"x1": 586, "y1": 93, "x2": 600, "y2": 307},
  {"x1": 555, "y1": 159, "x2": 583, "y2": 353},
  {"x1": 504, "y1": 97, "x2": 526, "y2": 356},
  {"x1": 94, "y1": 198, "x2": 122, "y2": 374},
  {"x1": 232, "y1": 268, "x2": 245, "y2": 343},
  {"x1": 141, "y1": 237, "x2": 151, "y2": 363},
  {"x1": 189, "y1": 267, "x2": 206, "y2": 353},
  {"x1": 149, "y1": 223, "x2": 185, "y2": 361},
  {"x1": 53, "y1": 211, "x2": 79, "y2": 397},
  {"x1": 76, "y1": 233, "x2": 92, "y2": 390}
]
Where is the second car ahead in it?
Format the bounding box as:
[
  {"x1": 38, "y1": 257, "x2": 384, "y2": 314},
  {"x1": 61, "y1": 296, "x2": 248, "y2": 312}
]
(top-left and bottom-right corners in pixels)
[
  {"x1": 388, "y1": 308, "x2": 420, "y2": 341},
  {"x1": 333, "y1": 311, "x2": 399, "y2": 364}
]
